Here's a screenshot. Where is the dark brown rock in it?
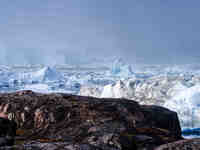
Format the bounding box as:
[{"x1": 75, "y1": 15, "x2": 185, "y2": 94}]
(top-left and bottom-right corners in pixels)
[
  {"x1": 140, "y1": 105, "x2": 182, "y2": 137},
  {"x1": 155, "y1": 138, "x2": 200, "y2": 150},
  {"x1": 0, "y1": 90, "x2": 182, "y2": 149},
  {"x1": 1, "y1": 141, "x2": 119, "y2": 150}
]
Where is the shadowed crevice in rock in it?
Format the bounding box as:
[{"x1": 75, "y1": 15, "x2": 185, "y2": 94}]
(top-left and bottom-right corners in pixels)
[{"x1": 0, "y1": 117, "x2": 16, "y2": 147}]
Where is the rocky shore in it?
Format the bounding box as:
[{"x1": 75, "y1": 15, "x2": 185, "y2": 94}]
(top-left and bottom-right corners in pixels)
[{"x1": 0, "y1": 90, "x2": 198, "y2": 149}]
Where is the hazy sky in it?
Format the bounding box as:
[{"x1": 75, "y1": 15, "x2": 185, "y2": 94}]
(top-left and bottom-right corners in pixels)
[{"x1": 0, "y1": 0, "x2": 200, "y2": 65}]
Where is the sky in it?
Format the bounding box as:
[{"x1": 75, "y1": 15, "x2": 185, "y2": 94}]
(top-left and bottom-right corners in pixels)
[{"x1": 0, "y1": 0, "x2": 200, "y2": 65}]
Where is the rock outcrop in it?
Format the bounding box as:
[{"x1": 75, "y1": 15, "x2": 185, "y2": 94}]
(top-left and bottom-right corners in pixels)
[
  {"x1": 0, "y1": 90, "x2": 182, "y2": 149},
  {"x1": 155, "y1": 139, "x2": 200, "y2": 150}
]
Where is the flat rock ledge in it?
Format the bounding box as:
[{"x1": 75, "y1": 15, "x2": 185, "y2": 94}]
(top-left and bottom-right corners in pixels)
[{"x1": 0, "y1": 90, "x2": 184, "y2": 149}]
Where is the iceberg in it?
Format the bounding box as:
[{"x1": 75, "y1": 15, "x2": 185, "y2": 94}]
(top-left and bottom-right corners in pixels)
[
  {"x1": 0, "y1": 70, "x2": 15, "y2": 89},
  {"x1": 166, "y1": 82, "x2": 188, "y2": 97},
  {"x1": 11, "y1": 66, "x2": 63, "y2": 84},
  {"x1": 79, "y1": 86, "x2": 102, "y2": 97},
  {"x1": 100, "y1": 75, "x2": 196, "y2": 106},
  {"x1": 164, "y1": 85, "x2": 200, "y2": 129},
  {"x1": 108, "y1": 58, "x2": 134, "y2": 77},
  {"x1": 30, "y1": 66, "x2": 63, "y2": 82},
  {"x1": 101, "y1": 79, "x2": 134, "y2": 99}
]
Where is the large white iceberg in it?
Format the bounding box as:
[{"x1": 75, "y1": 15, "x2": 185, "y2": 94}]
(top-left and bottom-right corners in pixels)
[
  {"x1": 100, "y1": 75, "x2": 194, "y2": 105},
  {"x1": 164, "y1": 85, "x2": 200, "y2": 129},
  {"x1": 101, "y1": 79, "x2": 135, "y2": 99},
  {"x1": 79, "y1": 86, "x2": 102, "y2": 97}
]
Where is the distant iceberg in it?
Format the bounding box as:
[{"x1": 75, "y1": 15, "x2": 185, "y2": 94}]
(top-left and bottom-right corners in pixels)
[
  {"x1": 10, "y1": 66, "x2": 63, "y2": 84},
  {"x1": 33, "y1": 66, "x2": 63, "y2": 82},
  {"x1": 0, "y1": 70, "x2": 14, "y2": 89},
  {"x1": 107, "y1": 58, "x2": 134, "y2": 77}
]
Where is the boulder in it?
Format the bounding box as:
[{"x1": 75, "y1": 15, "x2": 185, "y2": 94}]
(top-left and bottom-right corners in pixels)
[{"x1": 0, "y1": 90, "x2": 182, "y2": 149}]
